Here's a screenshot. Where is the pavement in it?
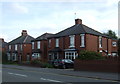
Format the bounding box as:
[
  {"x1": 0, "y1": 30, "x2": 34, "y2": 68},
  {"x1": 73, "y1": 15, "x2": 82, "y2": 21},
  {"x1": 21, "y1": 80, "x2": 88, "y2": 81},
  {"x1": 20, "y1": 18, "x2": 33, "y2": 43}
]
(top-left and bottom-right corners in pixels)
[{"x1": 2, "y1": 64, "x2": 120, "y2": 83}]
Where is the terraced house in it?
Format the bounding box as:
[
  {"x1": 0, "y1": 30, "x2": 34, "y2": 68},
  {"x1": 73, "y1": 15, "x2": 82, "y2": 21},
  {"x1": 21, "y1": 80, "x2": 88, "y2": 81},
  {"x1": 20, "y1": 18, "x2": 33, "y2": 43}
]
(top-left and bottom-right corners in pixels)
[
  {"x1": 31, "y1": 33, "x2": 53, "y2": 62},
  {"x1": 47, "y1": 19, "x2": 118, "y2": 61},
  {"x1": 7, "y1": 30, "x2": 34, "y2": 63}
]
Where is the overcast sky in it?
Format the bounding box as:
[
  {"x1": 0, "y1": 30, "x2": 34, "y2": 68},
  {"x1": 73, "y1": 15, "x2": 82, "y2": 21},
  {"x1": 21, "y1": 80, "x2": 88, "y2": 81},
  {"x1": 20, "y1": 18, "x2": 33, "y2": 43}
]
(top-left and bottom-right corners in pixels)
[{"x1": 0, "y1": 0, "x2": 119, "y2": 42}]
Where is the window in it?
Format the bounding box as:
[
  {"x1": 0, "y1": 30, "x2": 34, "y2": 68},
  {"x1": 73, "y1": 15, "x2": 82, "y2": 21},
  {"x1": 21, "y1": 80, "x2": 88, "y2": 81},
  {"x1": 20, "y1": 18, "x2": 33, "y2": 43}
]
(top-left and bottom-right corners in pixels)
[
  {"x1": 15, "y1": 44, "x2": 17, "y2": 51},
  {"x1": 20, "y1": 44, "x2": 22, "y2": 51},
  {"x1": 112, "y1": 53, "x2": 117, "y2": 56},
  {"x1": 99, "y1": 36, "x2": 102, "y2": 48},
  {"x1": 37, "y1": 41, "x2": 40, "y2": 49},
  {"x1": 7, "y1": 53, "x2": 10, "y2": 61},
  {"x1": 9, "y1": 45, "x2": 11, "y2": 50},
  {"x1": 32, "y1": 53, "x2": 41, "y2": 59},
  {"x1": 69, "y1": 35, "x2": 75, "y2": 47},
  {"x1": 80, "y1": 34, "x2": 85, "y2": 47},
  {"x1": 48, "y1": 39, "x2": 51, "y2": 48},
  {"x1": 32, "y1": 42, "x2": 34, "y2": 49},
  {"x1": 12, "y1": 53, "x2": 17, "y2": 61},
  {"x1": 65, "y1": 52, "x2": 78, "y2": 60},
  {"x1": 112, "y1": 42, "x2": 117, "y2": 47},
  {"x1": 55, "y1": 38, "x2": 59, "y2": 47}
]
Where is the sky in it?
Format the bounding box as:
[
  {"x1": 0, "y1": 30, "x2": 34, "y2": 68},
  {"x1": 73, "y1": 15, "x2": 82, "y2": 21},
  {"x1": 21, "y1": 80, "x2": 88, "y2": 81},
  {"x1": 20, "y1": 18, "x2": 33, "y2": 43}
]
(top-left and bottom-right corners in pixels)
[{"x1": 0, "y1": 0, "x2": 119, "y2": 42}]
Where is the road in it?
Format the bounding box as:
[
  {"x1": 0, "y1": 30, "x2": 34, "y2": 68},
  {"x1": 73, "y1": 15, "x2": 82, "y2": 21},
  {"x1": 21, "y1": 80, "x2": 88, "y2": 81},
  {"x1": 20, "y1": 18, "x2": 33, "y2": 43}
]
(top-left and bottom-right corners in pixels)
[{"x1": 2, "y1": 65, "x2": 119, "y2": 83}]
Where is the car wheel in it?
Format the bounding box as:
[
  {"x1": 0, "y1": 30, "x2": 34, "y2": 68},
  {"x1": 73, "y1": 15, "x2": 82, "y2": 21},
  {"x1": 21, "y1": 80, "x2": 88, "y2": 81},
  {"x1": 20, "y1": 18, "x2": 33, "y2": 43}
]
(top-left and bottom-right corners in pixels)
[{"x1": 63, "y1": 65, "x2": 66, "y2": 69}]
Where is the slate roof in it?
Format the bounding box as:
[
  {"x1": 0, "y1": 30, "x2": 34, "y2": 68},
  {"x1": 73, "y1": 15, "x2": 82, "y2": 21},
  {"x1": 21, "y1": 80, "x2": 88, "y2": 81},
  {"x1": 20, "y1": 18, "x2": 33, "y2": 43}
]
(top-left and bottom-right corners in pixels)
[
  {"x1": 33, "y1": 33, "x2": 54, "y2": 41},
  {"x1": 9, "y1": 35, "x2": 34, "y2": 44},
  {"x1": 50, "y1": 24, "x2": 108, "y2": 38},
  {"x1": 2, "y1": 41, "x2": 8, "y2": 48}
]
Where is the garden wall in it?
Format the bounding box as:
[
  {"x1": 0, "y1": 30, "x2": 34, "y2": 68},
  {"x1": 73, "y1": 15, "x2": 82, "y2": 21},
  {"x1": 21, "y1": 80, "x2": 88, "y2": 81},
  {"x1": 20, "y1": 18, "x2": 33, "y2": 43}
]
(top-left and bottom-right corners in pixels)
[{"x1": 74, "y1": 57, "x2": 119, "y2": 73}]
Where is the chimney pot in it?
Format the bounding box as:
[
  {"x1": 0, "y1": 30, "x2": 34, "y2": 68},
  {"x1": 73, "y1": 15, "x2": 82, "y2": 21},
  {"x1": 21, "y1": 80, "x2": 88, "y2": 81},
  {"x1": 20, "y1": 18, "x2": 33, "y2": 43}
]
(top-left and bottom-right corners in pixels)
[
  {"x1": 75, "y1": 19, "x2": 82, "y2": 25},
  {"x1": 22, "y1": 30, "x2": 27, "y2": 36}
]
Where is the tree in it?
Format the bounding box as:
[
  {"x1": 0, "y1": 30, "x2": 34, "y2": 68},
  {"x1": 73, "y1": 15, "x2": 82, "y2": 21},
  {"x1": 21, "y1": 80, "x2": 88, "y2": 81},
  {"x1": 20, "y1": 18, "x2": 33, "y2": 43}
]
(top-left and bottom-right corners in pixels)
[
  {"x1": 118, "y1": 38, "x2": 120, "y2": 56},
  {"x1": 103, "y1": 30, "x2": 118, "y2": 39}
]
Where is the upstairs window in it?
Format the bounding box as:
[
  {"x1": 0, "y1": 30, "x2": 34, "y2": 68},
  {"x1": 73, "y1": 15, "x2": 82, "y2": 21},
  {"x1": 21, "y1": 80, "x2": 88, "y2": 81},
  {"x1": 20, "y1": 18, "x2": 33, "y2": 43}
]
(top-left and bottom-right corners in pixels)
[
  {"x1": 32, "y1": 42, "x2": 34, "y2": 49},
  {"x1": 20, "y1": 44, "x2": 22, "y2": 51},
  {"x1": 99, "y1": 36, "x2": 102, "y2": 48},
  {"x1": 37, "y1": 41, "x2": 40, "y2": 49},
  {"x1": 80, "y1": 34, "x2": 85, "y2": 47},
  {"x1": 55, "y1": 38, "x2": 59, "y2": 47},
  {"x1": 9, "y1": 45, "x2": 11, "y2": 50},
  {"x1": 48, "y1": 39, "x2": 51, "y2": 48},
  {"x1": 15, "y1": 44, "x2": 17, "y2": 51},
  {"x1": 112, "y1": 42, "x2": 117, "y2": 47},
  {"x1": 69, "y1": 35, "x2": 75, "y2": 47}
]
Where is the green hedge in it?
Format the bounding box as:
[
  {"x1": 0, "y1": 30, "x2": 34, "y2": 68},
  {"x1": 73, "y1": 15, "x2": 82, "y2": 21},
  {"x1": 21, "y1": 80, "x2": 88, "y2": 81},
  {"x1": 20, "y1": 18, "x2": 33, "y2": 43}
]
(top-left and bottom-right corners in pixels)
[
  {"x1": 77, "y1": 50, "x2": 105, "y2": 60},
  {"x1": 30, "y1": 59, "x2": 53, "y2": 68}
]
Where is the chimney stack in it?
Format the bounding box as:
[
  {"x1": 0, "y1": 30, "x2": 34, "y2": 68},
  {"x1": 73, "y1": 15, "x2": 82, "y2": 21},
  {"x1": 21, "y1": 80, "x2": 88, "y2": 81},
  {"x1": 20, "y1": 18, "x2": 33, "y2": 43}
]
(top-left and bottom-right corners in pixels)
[
  {"x1": 75, "y1": 19, "x2": 82, "y2": 25},
  {"x1": 0, "y1": 38, "x2": 4, "y2": 42},
  {"x1": 21, "y1": 30, "x2": 27, "y2": 36}
]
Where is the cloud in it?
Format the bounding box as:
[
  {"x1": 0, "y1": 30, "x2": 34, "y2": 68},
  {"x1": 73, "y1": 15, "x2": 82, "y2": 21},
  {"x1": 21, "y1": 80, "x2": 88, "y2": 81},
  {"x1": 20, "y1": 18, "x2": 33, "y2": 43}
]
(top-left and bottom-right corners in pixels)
[{"x1": 11, "y1": 3, "x2": 29, "y2": 14}]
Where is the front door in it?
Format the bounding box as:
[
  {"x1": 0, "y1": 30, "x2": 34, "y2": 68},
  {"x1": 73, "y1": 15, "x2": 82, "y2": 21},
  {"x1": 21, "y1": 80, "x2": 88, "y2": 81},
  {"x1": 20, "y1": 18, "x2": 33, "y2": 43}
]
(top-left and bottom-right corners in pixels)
[
  {"x1": 27, "y1": 55, "x2": 30, "y2": 61},
  {"x1": 19, "y1": 55, "x2": 22, "y2": 63}
]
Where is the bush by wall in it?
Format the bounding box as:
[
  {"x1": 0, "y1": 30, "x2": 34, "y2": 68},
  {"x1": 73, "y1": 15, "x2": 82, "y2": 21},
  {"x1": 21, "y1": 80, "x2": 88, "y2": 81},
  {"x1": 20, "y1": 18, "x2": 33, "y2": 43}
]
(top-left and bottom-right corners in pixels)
[
  {"x1": 30, "y1": 59, "x2": 53, "y2": 68},
  {"x1": 77, "y1": 50, "x2": 105, "y2": 60}
]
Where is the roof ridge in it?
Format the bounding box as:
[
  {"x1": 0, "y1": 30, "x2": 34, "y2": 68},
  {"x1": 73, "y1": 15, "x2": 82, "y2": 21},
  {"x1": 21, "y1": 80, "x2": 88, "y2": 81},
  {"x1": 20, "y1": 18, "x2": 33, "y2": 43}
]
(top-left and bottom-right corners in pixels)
[
  {"x1": 81, "y1": 24, "x2": 87, "y2": 33},
  {"x1": 82, "y1": 24, "x2": 102, "y2": 35},
  {"x1": 23, "y1": 35, "x2": 28, "y2": 43}
]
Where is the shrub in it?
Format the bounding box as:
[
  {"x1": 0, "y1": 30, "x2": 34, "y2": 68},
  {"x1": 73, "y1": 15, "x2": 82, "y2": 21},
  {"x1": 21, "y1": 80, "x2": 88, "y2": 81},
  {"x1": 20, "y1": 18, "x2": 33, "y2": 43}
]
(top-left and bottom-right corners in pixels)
[
  {"x1": 77, "y1": 50, "x2": 105, "y2": 60},
  {"x1": 30, "y1": 59, "x2": 53, "y2": 68},
  {"x1": 41, "y1": 62, "x2": 54, "y2": 68},
  {"x1": 30, "y1": 59, "x2": 41, "y2": 65}
]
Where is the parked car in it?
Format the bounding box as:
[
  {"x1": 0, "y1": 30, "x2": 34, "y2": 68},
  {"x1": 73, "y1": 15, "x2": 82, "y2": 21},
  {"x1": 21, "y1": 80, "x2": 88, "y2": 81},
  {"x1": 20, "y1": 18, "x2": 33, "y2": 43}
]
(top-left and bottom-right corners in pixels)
[{"x1": 52, "y1": 59, "x2": 74, "y2": 69}]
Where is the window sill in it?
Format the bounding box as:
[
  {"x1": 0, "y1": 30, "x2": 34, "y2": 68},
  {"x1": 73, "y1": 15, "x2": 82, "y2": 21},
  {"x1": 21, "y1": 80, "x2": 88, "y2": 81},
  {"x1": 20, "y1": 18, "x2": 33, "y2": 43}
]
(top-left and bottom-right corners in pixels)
[
  {"x1": 80, "y1": 46, "x2": 85, "y2": 48},
  {"x1": 69, "y1": 46, "x2": 75, "y2": 48}
]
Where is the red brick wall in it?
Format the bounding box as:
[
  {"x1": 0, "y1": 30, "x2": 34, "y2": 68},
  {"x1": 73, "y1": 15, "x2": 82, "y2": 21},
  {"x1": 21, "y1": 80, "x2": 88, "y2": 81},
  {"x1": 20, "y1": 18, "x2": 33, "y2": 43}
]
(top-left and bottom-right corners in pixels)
[
  {"x1": 108, "y1": 39, "x2": 112, "y2": 55},
  {"x1": 64, "y1": 36, "x2": 70, "y2": 49},
  {"x1": 74, "y1": 59, "x2": 119, "y2": 72},
  {"x1": 22, "y1": 44, "x2": 32, "y2": 61},
  {"x1": 86, "y1": 34, "x2": 98, "y2": 52}
]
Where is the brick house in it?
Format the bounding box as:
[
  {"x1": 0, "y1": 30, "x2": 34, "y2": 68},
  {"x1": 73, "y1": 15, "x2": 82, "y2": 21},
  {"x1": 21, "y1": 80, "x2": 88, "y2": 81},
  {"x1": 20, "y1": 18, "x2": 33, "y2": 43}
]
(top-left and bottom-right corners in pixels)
[
  {"x1": 48, "y1": 19, "x2": 118, "y2": 61},
  {"x1": 7, "y1": 30, "x2": 34, "y2": 63},
  {"x1": 0, "y1": 38, "x2": 8, "y2": 52},
  {"x1": 31, "y1": 33, "x2": 53, "y2": 62}
]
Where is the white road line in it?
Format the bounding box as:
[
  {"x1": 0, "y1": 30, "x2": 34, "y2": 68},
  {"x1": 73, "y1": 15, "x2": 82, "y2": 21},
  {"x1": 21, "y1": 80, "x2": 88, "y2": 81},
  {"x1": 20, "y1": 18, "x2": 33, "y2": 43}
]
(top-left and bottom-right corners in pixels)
[
  {"x1": 40, "y1": 78, "x2": 62, "y2": 82},
  {"x1": 0, "y1": 70, "x2": 2, "y2": 72},
  {"x1": 8, "y1": 72, "x2": 27, "y2": 77}
]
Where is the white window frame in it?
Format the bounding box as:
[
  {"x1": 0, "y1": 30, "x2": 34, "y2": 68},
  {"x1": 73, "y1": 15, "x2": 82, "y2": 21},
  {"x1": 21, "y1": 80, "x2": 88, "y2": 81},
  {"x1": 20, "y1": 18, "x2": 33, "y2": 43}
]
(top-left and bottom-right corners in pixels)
[
  {"x1": 7, "y1": 53, "x2": 10, "y2": 61},
  {"x1": 20, "y1": 44, "x2": 22, "y2": 51},
  {"x1": 99, "y1": 36, "x2": 102, "y2": 48},
  {"x1": 48, "y1": 39, "x2": 51, "y2": 47},
  {"x1": 32, "y1": 42, "x2": 34, "y2": 49},
  {"x1": 69, "y1": 35, "x2": 75, "y2": 48},
  {"x1": 112, "y1": 42, "x2": 117, "y2": 47},
  {"x1": 65, "y1": 52, "x2": 77, "y2": 60},
  {"x1": 12, "y1": 53, "x2": 17, "y2": 61},
  {"x1": 80, "y1": 34, "x2": 85, "y2": 47},
  {"x1": 9, "y1": 45, "x2": 11, "y2": 50},
  {"x1": 32, "y1": 53, "x2": 40, "y2": 59},
  {"x1": 55, "y1": 38, "x2": 59, "y2": 47},
  {"x1": 112, "y1": 53, "x2": 117, "y2": 56},
  {"x1": 37, "y1": 41, "x2": 40, "y2": 49},
  {"x1": 15, "y1": 44, "x2": 17, "y2": 51}
]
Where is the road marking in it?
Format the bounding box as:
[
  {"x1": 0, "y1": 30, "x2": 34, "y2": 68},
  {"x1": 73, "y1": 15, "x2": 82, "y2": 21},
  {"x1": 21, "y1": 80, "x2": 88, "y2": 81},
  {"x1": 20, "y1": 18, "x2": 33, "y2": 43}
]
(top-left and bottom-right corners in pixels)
[
  {"x1": 40, "y1": 77, "x2": 62, "y2": 82},
  {"x1": 0, "y1": 70, "x2": 2, "y2": 72},
  {"x1": 4, "y1": 67, "x2": 119, "y2": 82},
  {"x1": 8, "y1": 72, "x2": 27, "y2": 77}
]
